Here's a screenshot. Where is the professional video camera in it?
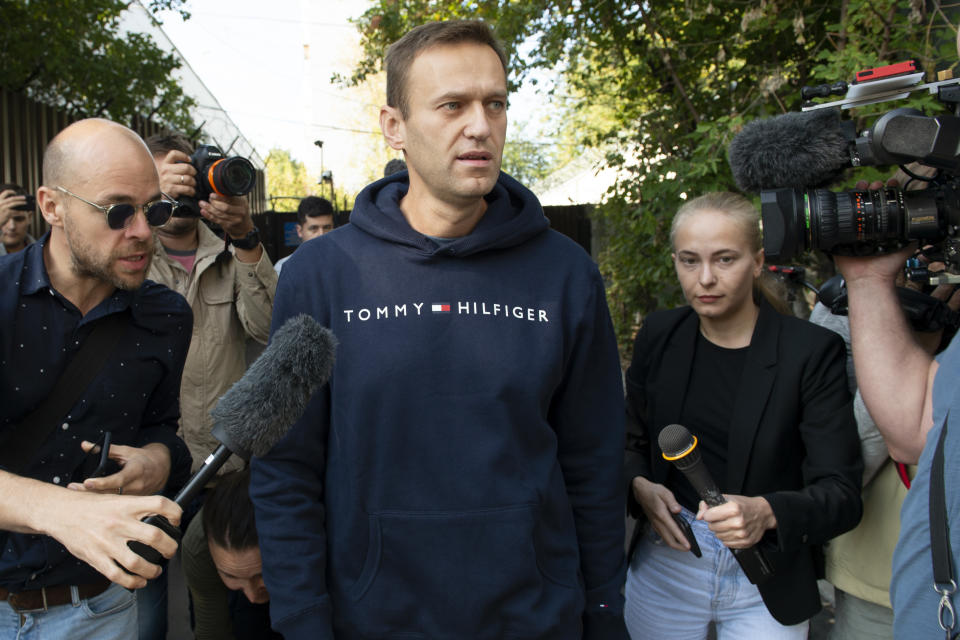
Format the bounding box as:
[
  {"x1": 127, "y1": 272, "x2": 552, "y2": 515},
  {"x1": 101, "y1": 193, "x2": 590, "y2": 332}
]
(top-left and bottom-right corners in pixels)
[
  {"x1": 729, "y1": 60, "x2": 960, "y2": 280},
  {"x1": 175, "y1": 144, "x2": 256, "y2": 218}
]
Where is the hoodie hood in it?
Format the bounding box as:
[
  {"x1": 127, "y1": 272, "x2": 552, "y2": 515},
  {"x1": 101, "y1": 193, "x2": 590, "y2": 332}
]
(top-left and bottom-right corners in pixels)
[{"x1": 350, "y1": 171, "x2": 550, "y2": 258}]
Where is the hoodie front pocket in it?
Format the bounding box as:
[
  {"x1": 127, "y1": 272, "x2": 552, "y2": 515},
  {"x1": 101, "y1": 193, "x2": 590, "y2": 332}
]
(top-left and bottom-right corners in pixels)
[{"x1": 345, "y1": 503, "x2": 578, "y2": 637}]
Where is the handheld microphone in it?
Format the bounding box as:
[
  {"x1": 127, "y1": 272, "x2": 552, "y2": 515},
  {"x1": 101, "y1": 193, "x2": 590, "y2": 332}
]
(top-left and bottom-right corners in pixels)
[
  {"x1": 130, "y1": 313, "x2": 337, "y2": 563},
  {"x1": 658, "y1": 424, "x2": 774, "y2": 585},
  {"x1": 728, "y1": 108, "x2": 853, "y2": 193}
]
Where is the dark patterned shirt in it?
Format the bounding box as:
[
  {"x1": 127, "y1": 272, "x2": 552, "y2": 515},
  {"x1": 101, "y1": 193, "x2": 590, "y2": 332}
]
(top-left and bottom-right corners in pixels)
[{"x1": 0, "y1": 233, "x2": 193, "y2": 589}]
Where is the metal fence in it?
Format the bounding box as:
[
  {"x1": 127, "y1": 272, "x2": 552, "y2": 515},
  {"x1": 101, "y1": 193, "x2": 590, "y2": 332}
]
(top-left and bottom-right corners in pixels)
[{"x1": 0, "y1": 88, "x2": 267, "y2": 239}]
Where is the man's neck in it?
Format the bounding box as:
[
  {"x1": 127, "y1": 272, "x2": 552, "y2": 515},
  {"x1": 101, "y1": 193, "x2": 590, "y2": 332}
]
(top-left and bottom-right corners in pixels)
[
  {"x1": 399, "y1": 187, "x2": 487, "y2": 238},
  {"x1": 2, "y1": 240, "x2": 26, "y2": 254},
  {"x1": 43, "y1": 234, "x2": 115, "y2": 316}
]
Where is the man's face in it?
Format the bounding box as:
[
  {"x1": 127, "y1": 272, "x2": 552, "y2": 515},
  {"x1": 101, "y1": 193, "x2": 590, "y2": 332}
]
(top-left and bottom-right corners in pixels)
[
  {"x1": 58, "y1": 150, "x2": 158, "y2": 290},
  {"x1": 394, "y1": 42, "x2": 507, "y2": 207},
  {"x1": 297, "y1": 214, "x2": 334, "y2": 243},
  {"x1": 208, "y1": 541, "x2": 270, "y2": 605},
  {"x1": 2, "y1": 210, "x2": 30, "y2": 250}
]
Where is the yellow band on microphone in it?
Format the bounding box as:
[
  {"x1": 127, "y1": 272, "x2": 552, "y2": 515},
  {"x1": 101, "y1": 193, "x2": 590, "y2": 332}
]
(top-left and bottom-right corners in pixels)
[{"x1": 662, "y1": 435, "x2": 698, "y2": 461}]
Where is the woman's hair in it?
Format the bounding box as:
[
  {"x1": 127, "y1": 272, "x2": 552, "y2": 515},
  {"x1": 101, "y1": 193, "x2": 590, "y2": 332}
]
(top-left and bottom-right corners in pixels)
[{"x1": 670, "y1": 191, "x2": 791, "y2": 314}]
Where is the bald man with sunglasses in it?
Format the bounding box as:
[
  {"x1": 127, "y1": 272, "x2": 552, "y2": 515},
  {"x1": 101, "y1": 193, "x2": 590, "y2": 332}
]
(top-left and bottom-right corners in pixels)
[{"x1": 0, "y1": 118, "x2": 192, "y2": 639}]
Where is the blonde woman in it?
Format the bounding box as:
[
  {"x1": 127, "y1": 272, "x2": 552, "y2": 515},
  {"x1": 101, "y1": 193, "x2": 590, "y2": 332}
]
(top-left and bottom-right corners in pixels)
[{"x1": 623, "y1": 192, "x2": 863, "y2": 638}]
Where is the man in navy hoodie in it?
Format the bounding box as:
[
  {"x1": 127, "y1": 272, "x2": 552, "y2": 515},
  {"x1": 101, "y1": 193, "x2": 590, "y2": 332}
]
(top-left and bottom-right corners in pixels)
[{"x1": 250, "y1": 19, "x2": 628, "y2": 639}]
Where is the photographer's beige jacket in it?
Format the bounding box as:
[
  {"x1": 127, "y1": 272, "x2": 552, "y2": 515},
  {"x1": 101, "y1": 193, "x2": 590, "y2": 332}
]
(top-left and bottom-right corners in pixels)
[{"x1": 148, "y1": 222, "x2": 276, "y2": 476}]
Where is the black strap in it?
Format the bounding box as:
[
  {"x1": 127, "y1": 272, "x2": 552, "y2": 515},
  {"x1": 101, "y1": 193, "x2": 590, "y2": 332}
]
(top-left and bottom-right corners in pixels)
[
  {"x1": 931, "y1": 416, "x2": 958, "y2": 639},
  {"x1": 0, "y1": 312, "x2": 129, "y2": 474}
]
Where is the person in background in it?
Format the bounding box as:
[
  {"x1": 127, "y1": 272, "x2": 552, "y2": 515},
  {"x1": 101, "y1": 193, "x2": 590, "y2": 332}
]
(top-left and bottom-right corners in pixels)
[
  {"x1": 273, "y1": 196, "x2": 334, "y2": 274},
  {"x1": 383, "y1": 158, "x2": 407, "y2": 177},
  {"x1": 0, "y1": 117, "x2": 190, "y2": 640},
  {"x1": 182, "y1": 469, "x2": 281, "y2": 640},
  {"x1": 0, "y1": 183, "x2": 37, "y2": 255},
  {"x1": 623, "y1": 191, "x2": 862, "y2": 639}
]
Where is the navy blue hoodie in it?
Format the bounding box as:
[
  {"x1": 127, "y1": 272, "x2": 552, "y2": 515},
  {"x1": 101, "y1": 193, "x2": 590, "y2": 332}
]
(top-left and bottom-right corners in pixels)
[{"x1": 251, "y1": 173, "x2": 627, "y2": 639}]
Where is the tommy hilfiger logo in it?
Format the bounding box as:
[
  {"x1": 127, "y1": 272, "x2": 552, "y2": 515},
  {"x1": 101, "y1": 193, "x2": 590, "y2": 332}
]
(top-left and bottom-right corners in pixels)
[{"x1": 342, "y1": 301, "x2": 550, "y2": 323}]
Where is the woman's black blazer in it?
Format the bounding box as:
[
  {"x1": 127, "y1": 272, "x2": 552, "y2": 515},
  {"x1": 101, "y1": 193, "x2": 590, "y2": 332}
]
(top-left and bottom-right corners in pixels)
[{"x1": 623, "y1": 300, "x2": 863, "y2": 625}]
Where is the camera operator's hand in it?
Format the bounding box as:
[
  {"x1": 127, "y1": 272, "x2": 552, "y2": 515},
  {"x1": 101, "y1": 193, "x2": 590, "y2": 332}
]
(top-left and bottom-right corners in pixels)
[
  {"x1": 835, "y1": 244, "x2": 916, "y2": 287},
  {"x1": 200, "y1": 193, "x2": 263, "y2": 262},
  {"x1": 155, "y1": 149, "x2": 196, "y2": 199},
  {"x1": 0, "y1": 189, "x2": 27, "y2": 228}
]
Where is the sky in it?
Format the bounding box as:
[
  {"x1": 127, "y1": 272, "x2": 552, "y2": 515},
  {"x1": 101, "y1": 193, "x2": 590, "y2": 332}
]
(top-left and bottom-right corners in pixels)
[
  {"x1": 151, "y1": 0, "x2": 380, "y2": 193},
  {"x1": 148, "y1": 0, "x2": 550, "y2": 195}
]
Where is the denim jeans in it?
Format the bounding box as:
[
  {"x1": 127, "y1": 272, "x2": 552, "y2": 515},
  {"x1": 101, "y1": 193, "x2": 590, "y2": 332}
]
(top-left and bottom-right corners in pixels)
[
  {"x1": 0, "y1": 582, "x2": 137, "y2": 640},
  {"x1": 624, "y1": 508, "x2": 809, "y2": 640},
  {"x1": 137, "y1": 569, "x2": 167, "y2": 640}
]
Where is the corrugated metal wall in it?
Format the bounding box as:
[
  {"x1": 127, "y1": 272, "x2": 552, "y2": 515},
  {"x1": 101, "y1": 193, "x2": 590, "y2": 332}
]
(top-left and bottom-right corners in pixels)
[{"x1": 0, "y1": 89, "x2": 267, "y2": 239}]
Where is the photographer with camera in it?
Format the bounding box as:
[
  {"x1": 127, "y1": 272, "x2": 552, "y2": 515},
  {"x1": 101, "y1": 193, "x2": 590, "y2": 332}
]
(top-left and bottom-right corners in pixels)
[
  {"x1": 0, "y1": 184, "x2": 36, "y2": 255},
  {"x1": 142, "y1": 133, "x2": 276, "y2": 640}
]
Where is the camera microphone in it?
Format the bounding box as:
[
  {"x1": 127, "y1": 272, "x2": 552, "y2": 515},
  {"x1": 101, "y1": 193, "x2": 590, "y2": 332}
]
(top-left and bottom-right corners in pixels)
[
  {"x1": 728, "y1": 108, "x2": 853, "y2": 193},
  {"x1": 658, "y1": 424, "x2": 774, "y2": 585},
  {"x1": 129, "y1": 313, "x2": 337, "y2": 563}
]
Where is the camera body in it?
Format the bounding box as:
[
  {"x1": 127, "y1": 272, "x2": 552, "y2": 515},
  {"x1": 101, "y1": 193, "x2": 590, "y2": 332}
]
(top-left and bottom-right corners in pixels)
[
  {"x1": 759, "y1": 63, "x2": 960, "y2": 274},
  {"x1": 174, "y1": 145, "x2": 256, "y2": 218}
]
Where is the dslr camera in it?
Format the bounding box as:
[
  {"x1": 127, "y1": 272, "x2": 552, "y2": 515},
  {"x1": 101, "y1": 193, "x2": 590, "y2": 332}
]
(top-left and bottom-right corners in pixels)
[
  {"x1": 737, "y1": 61, "x2": 960, "y2": 277},
  {"x1": 175, "y1": 145, "x2": 256, "y2": 218}
]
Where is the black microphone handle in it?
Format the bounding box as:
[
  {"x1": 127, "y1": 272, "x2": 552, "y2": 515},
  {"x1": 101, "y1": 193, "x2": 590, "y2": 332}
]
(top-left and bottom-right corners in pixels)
[
  {"x1": 675, "y1": 458, "x2": 775, "y2": 585},
  {"x1": 128, "y1": 444, "x2": 235, "y2": 565},
  {"x1": 170, "y1": 444, "x2": 235, "y2": 509},
  {"x1": 675, "y1": 458, "x2": 726, "y2": 508}
]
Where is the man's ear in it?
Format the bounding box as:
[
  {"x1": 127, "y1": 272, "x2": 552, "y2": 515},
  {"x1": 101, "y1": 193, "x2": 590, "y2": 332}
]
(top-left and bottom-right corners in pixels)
[
  {"x1": 295, "y1": 223, "x2": 303, "y2": 240},
  {"x1": 37, "y1": 186, "x2": 63, "y2": 229},
  {"x1": 380, "y1": 105, "x2": 405, "y2": 151}
]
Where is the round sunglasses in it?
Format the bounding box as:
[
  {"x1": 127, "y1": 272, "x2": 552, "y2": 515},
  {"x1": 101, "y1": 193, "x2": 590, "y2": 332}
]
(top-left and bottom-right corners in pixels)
[{"x1": 56, "y1": 186, "x2": 176, "y2": 230}]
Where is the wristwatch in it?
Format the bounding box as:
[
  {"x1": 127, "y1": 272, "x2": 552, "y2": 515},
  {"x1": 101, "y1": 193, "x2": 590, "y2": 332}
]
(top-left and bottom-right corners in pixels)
[{"x1": 229, "y1": 227, "x2": 261, "y2": 250}]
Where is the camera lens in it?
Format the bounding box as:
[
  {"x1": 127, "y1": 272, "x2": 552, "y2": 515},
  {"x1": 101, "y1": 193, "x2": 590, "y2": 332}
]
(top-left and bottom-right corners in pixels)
[
  {"x1": 209, "y1": 157, "x2": 256, "y2": 197},
  {"x1": 761, "y1": 187, "x2": 943, "y2": 262},
  {"x1": 807, "y1": 188, "x2": 902, "y2": 253}
]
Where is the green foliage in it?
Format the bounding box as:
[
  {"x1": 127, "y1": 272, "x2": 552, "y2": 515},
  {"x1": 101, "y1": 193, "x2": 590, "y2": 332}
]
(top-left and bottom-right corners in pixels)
[
  {"x1": 0, "y1": 0, "x2": 195, "y2": 131},
  {"x1": 502, "y1": 136, "x2": 555, "y2": 185},
  {"x1": 265, "y1": 148, "x2": 356, "y2": 214},
  {"x1": 346, "y1": 0, "x2": 960, "y2": 355},
  {"x1": 265, "y1": 148, "x2": 315, "y2": 213}
]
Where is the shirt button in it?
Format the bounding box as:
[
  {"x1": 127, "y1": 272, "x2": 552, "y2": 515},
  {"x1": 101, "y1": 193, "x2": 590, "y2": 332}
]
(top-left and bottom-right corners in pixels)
[
  {"x1": 52, "y1": 476, "x2": 60, "y2": 484},
  {"x1": 61, "y1": 423, "x2": 69, "y2": 431}
]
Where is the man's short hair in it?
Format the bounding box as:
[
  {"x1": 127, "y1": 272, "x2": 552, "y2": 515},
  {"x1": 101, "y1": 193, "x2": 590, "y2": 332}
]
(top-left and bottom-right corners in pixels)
[
  {"x1": 385, "y1": 20, "x2": 508, "y2": 119},
  {"x1": 297, "y1": 196, "x2": 334, "y2": 226},
  {"x1": 383, "y1": 159, "x2": 407, "y2": 177},
  {"x1": 201, "y1": 469, "x2": 258, "y2": 551},
  {"x1": 145, "y1": 132, "x2": 193, "y2": 157}
]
